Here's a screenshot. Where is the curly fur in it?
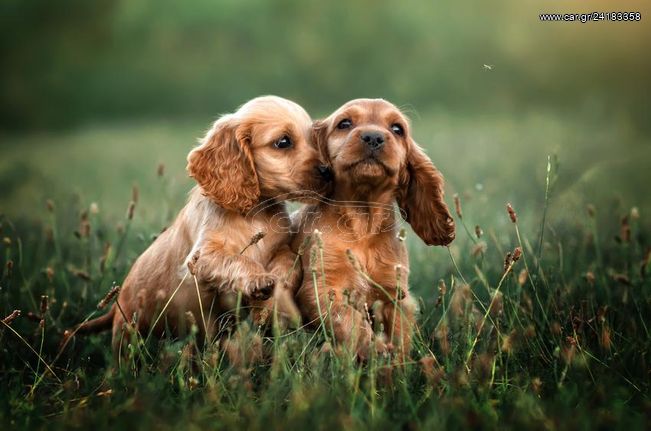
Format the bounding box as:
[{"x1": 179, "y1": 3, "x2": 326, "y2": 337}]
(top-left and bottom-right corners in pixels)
[
  {"x1": 70, "y1": 96, "x2": 329, "y2": 356},
  {"x1": 292, "y1": 98, "x2": 455, "y2": 359},
  {"x1": 187, "y1": 117, "x2": 260, "y2": 213}
]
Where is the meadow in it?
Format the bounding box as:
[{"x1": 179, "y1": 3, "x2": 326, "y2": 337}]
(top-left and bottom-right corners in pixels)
[{"x1": 1, "y1": 109, "x2": 650, "y2": 429}]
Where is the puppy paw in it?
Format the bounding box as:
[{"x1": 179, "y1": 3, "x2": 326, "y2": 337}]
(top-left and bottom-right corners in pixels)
[{"x1": 246, "y1": 274, "x2": 276, "y2": 300}]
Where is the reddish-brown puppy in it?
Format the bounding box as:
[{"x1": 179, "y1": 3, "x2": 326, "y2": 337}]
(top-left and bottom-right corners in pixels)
[
  {"x1": 74, "y1": 96, "x2": 330, "y2": 354},
  {"x1": 291, "y1": 98, "x2": 455, "y2": 358}
]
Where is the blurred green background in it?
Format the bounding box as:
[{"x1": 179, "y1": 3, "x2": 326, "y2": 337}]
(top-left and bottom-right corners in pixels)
[{"x1": 1, "y1": 0, "x2": 650, "y2": 228}]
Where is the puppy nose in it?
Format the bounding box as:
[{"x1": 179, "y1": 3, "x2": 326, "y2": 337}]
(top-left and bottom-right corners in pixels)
[
  {"x1": 317, "y1": 165, "x2": 334, "y2": 181},
  {"x1": 361, "y1": 131, "x2": 385, "y2": 150}
]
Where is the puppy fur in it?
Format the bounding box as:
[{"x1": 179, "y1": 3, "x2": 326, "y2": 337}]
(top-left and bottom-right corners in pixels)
[
  {"x1": 291, "y1": 98, "x2": 455, "y2": 359},
  {"x1": 73, "y1": 96, "x2": 329, "y2": 354}
]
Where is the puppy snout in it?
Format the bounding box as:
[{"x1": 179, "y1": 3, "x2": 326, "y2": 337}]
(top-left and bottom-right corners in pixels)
[
  {"x1": 360, "y1": 131, "x2": 385, "y2": 150},
  {"x1": 317, "y1": 165, "x2": 334, "y2": 182}
]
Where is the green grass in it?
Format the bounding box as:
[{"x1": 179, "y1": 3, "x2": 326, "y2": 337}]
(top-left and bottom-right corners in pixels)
[{"x1": 1, "y1": 113, "x2": 650, "y2": 429}]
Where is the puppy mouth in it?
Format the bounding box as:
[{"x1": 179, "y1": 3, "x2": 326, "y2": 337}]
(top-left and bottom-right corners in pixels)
[
  {"x1": 346, "y1": 156, "x2": 384, "y2": 170},
  {"x1": 345, "y1": 156, "x2": 394, "y2": 176},
  {"x1": 285, "y1": 182, "x2": 331, "y2": 201}
]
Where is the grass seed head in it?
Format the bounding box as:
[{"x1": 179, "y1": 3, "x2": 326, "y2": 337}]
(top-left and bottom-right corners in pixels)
[
  {"x1": 45, "y1": 266, "x2": 54, "y2": 282},
  {"x1": 2, "y1": 310, "x2": 21, "y2": 325},
  {"x1": 453, "y1": 194, "x2": 462, "y2": 218},
  {"x1": 503, "y1": 251, "x2": 513, "y2": 272},
  {"x1": 472, "y1": 353, "x2": 494, "y2": 385},
  {"x1": 518, "y1": 269, "x2": 528, "y2": 286},
  {"x1": 587, "y1": 204, "x2": 595, "y2": 218},
  {"x1": 79, "y1": 215, "x2": 91, "y2": 238},
  {"x1": 309, "y1": 246, "x2": 319, "y2": 271},
  {"x1": 450, "y1": 284, "x2": 472, "y2": 320},
  {"x1": 345, "y1": 249, "x2": 361, "y2": 272},
  {"x1": 419, "y1": 355, "x2": 443, "y2": 385},
  {"x1": 531, "y1": 377, "x2": 543, "y2": 395},
  {"x1": 551, "y1": 321, "x2": 562, "y2": 335},
  {"x1": 185, "y1": 311, "x2": 197, "y2": 332},
  {"x1": 187, "y1": 250, "x2": 200, "y2": 275},
  {"x1": 611, "y1": 273, "x2": 630, "y2": 286},
  {"x1": 187, "y1": 376, "x2": 199, "y2": 391},
  {"x1": 490, "y1": 291, "x2": 504, "y2": 317},
  {"x1": 46, "y1": 199, "x2": 54, "y2": 212},
  {"x1": 250, "y1": 231, "x2": 266, "y2": 246},
  {"x1": 501, "y1": 329, "x2": 518, "y2": 354},
  {"x1": 297, "y1": 234, "x2": 311, "y2": 256},
  {"x1": 71, "y1": 268, "x2": 91, "y2": 281},
  {"x1": 471, "y1": 241, "x2": 487, "y2": 257},
  {"x1": 126, "y1": 201, "x2": 136, "y2": 220},
  {"x1": 601, "y1": 325, "x2": 612, "y2": 351},
  {"x1": 474, "y1": 225, "x2": 483, "y2": 239},
  {"x1": 157, "y1": 163, "x2": 165, "y2": 177},
  {"x1": 512, "y1": 246, "x2": 522, "y2": 262},
  {"x1": 131, "y1": 184, "x2": 140, "y2": 203},
  {"x1": 434, "y1": 323, "x2": 450, "y2": 356},
  {"x1": 562, "y1": 343, "x2": 576, "y2": 365},
  {"x1": 619, "y1": 216, "x2": 631, "y2": 242},
  {"x1": 40, "y1": 295, "x2": 49, "y2": 316},
  {"x1": 438, "y1": 279, "x2": 447, "y2": 296},
  {"x1": 97, "y1": 285, "x2": 120, "y2": 309},
  {"x1": 631, "y1": 206, "x2": 640, "y2": 220},
  {"x1": 506, "y1": 203, "x2": 517, "y2": 223},
  {"x1": 585, "y1": 271, "x2": 596, "y2": 286},
  {"x1": 312, "y1": 229, "x2": 324, "y2": 249},
  {"x1": 241, "y1": 231, "x2": 266, "y2": 254}
]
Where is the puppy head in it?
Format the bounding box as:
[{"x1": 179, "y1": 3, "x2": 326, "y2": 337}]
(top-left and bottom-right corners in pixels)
[
  {"x1": 187, "y1": 96, "x2": 331, "y2": 213},
  {"x1": 314, "y1": 98, "x2": 455, "y2": 246}
]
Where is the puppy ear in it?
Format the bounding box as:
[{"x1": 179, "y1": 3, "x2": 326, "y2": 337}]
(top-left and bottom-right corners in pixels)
[
  {"x1": 397, "y1": 140, "x2": 455, "y2": 246},
  {"x1": 187, "y1": 117, "x2": 260, "y2": 213},
  {"x1": 312, "y1": 120, "x2": 331, "y2": 167}
]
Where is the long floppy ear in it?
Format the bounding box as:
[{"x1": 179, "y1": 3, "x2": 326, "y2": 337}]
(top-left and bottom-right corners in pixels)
[
  {"x1": 186, "y1": 117, "x2": 260, "y2": 213},
  {"x1": 311, "y1": 119, "x2": 331, "y2": 168},
  {"x1": 397, "y1": 140, "x2": 455, "y2": 246}
]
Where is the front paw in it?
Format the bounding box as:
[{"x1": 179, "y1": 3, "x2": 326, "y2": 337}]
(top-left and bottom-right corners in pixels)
[{"x1": 246, "y1": 274, "x2": 276, "y2": 300}]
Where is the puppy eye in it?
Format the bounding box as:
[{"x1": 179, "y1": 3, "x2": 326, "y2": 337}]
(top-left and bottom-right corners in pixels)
[
  {"x1": 391, "y1": 124, "x2": 404, "y2": 136},
  {"x1": 337, "y1": 119, "x2": 352, "y2": 129},
  {"x1": 274, "y1": 136, "x2": 293, "y2": 149}
]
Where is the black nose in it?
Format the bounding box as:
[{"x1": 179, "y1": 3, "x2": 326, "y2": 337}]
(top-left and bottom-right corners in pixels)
[
  {"x1": 317, "y1": 165, "x2": 333, "y2": 181},
  {"x1": 361, "y1": 131, "x2": 385, "y2": 150}
]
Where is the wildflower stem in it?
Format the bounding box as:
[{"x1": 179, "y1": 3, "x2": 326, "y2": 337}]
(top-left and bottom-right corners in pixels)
[
  {"x1": 464, "y1": 261, "x2": 513, "y2": 372},
  {"x1": 0, "y1": 320, "x2": 61, "y2": 383},
  {"x1": 536, "y1": 156, "x2": 553, "y2": 264},
  {"x1": 311, "y1": 266, "x2": 330, "y2": 343},
  {"x1": 192, "y1": 273, "x2": 209, "y2": 338},
  {"x1": 29, "y1": 322, "x2": 46, "y2": 397},
  {"x1": 145, "y1": 271, "x2": 189, "y2": 344}
]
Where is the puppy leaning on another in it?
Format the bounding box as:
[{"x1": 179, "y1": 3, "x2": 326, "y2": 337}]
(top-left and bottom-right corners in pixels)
[
  {"x1": 291, "y1": 98, "x2": 455, "y2": 359},
  {"x1": 71, "y1": 96, "x2": 332, "y2": 355}
]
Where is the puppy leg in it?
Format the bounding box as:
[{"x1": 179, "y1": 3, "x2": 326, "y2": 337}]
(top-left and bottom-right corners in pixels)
[
  {"x1": 298, "y1": 274, "x2": 377, "y2": 359},
  {"x1": 379, "y1": 295, "x2": 416, "y2": 360},
  {"x1": 195, "y1": 250, "x2": 275, "y2": 300},
  {"x1": 251, "y1": 245, "x2": 302, "y2": 327}
]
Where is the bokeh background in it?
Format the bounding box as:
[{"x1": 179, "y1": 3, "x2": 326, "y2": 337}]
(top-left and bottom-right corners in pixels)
[{"x1": 1, "y1": 0, "x2": 650, "y2": 233}]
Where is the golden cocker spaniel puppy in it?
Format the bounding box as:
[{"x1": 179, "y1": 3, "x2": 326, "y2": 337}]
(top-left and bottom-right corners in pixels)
[
  {"x1": 291, "y1": 98, "x2": 455, "y2": 359},
  {"x1": 74, "y1": 96, "x2": 331, "y2": 354}
]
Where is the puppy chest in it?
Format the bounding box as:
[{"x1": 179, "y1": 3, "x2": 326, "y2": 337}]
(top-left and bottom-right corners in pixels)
[
  {"x1": 349, "y1": 242, "x2": 404, "y2": 288},
  {"x1": 204, "y1": 221, "x2": 287, "y2": 263}
]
